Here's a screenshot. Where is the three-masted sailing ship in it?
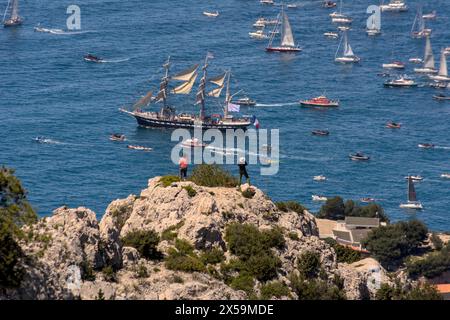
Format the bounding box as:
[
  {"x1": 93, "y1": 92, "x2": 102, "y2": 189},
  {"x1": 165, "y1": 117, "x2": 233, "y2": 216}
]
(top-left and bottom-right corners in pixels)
[
  {"x1": 3, "y1": 0, "x2": 22, "y2": 27},
  {"x1": 120, "y1": 55, "x2": 251, "y2": 130},
  {"x1": 266, "y1": 5, "x2": 301, "y2": 53}
]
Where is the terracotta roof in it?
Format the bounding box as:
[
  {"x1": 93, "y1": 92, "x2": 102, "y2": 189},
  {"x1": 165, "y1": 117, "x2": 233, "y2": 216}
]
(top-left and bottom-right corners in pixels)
[{"x1": 436, "y1": 284, "x2": 450, "y2": 294}]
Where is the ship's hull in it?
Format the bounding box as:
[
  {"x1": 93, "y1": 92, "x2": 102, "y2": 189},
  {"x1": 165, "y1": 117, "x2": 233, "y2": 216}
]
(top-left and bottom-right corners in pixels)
[
  {"x1": 132, "y1": 114, "x2": 250, "y2": 130},
  {"x1": 266, "y1": 47, "x2": 302, "y2": 53},
  {"x1": 4, "y1": 18, "x2": 23, "y2": 27}
]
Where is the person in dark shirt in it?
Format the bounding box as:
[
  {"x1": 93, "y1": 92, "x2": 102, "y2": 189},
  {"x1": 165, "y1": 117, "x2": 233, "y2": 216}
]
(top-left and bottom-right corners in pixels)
[{"x1": 238, "y1": 157, "x2": 250, "y2": 186}]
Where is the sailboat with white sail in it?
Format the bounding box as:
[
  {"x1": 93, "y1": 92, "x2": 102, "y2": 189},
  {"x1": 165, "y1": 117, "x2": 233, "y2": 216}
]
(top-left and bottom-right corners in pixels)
[
  {"x1": 330, "y1": 0, "x2": 352, "y2": 24},
  {"x1": 3, "y1": 0, "x2": 22, "y2": 27},
  {"x1": 429, "y1": 50, "x2": 450, "y2": 82},
  {"x1": 335, "y1": 31, "x2": 360, "y2": 63},
  {"x1": 414, "y1": 36, "x2": 437, "y2": 74},
  {"x1": 366, "y1": 13, "x2": 381, "y2": 36},
  {"x1": 120, "y1": 55, "x2": 251, "y2": 130},
  {"x1": 411, "y1": 5, "x2": 431, "y2": 38},
  {"x1": 399, "y1": 176, "x2": 423, "y2": 210},
  {"x1": 266, "y1": 5, "x2": 301, "y2": 52}
]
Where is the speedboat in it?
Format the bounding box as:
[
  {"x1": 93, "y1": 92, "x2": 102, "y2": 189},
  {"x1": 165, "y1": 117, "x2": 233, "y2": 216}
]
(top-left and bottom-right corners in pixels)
[
  {"x1": 433, "y1": 94, "x2": 450, "y2": 101},
  {"x1": 287, "y1": 4, "x2": 298, "y2": 9},
  {"x1": 181, "y1": 138, "x2": 205, "y2": 148},
  {"x1": 384, "y1": 76, "x2": 418, "y2": 88},
  {"x1": 300, "y1": 96, "x2": 339, "y2": 108},
  {"x1": 404, "y1": 175, "x2": 423, "y2": 181},
  {"x1": 233, "y1": 97, "x2": 256, "y2": 106},
  {"x1": 382, "y1": 61, "x2": 405, "y2": 69},
  {"x1": 400, "y1": 202, "x2": 423, "y2": 210},
  {"x1": 312, "y1": 130, "x2": 330, "y2": 136},
  {"x1": 360, "y1": 197, "x2": 375, "y2": 203},
  {"x1": 110, "y1": 133, "x2": 125, "y2": 141},
  {"x1": 312, "y1": 195, "x2": 328, "y2": 201},
  {"x1": 418, "y1": 143, "x2": 435, "y2": 149},
  {"x1": 260, "y1": 0, "x2": 274, "y2": 4},
  {"x1": 127, "y1": 145, "x2": 152, "y2": 151},
  {"x1": 386, "y1": 121, "x2": 401, "y2": 129},
  {"x1": 249, "y1": 30, "x2": 269, "y2": 40},
  {"x1": 349, "y1": 152, "x2": 370, "y2": 161},
  {"x1": 203, "y1": 11, "x2": 219, "y2": 17},
  {"x1": 313, "y1": 175, "x2": 327, "y2": 181},
  {"x1": 440, "y1": 173, "x2": 450, "y2": 179},
  {"x1": 34, "y1": 136, "x2": 50, "y2": 144},
  {"x1": 84, "y1": 54, "x2": 103, "y2": 63},
  {"x1": 409, "y1": 57, "x2": 423, "y2": 64},
  {"x1": 324, "y1": 32, "x2": 339, "y2": 39},
  {"x1": 380, "y1": 1, "x2": 408, "y2": 12},
  {"x1": 323, "y1": 1, "x2": 337, "y2": 8},
  {"x1": 332, "y1": 16, "x2": 352, "y2": 24},
  {"x1": 422, "y1": 11, "x2": 437, "y2": 20}
]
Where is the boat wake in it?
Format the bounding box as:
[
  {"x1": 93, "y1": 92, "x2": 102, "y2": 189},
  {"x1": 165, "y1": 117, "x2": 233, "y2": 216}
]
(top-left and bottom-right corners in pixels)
[
  {"x1": 255, "y1": 102, "x2": 298, "y2": 107},
  {"x1": 99, "y1": 58, "x2": 130, "y2": 63},
  {"x1": 33, "y1": 137, "x2": 64, "y2": 145},
  {"x1": 434, "y1": 146, "x2": 450, "y2": 150},
  {"x1": 35, "y1": 27, "x2": 94, "y2": 35}
]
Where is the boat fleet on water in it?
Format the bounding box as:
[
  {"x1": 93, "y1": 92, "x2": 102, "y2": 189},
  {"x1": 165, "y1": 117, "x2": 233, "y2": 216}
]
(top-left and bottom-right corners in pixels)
[{"x1": 5, "y1": 0, "x2": 450, "y2": 211}]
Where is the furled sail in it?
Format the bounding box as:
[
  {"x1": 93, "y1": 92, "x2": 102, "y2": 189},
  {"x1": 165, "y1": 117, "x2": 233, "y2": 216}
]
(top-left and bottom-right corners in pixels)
[
  {"x1": 155, "y1": 77, "x2": 169, "y2": 102},
  {"x1": 171, "y1": 64, "x2": 199, "y2": 82},
  {"x1": 438, "y1": 50, "x2": 448, "y2": 76},
  {"x1": 423, "y1": 36, "x2": 435, "y2": 69},
  {"x1": 408, "y1": 177, "x2": 417, "y2": 202},
  {"x1": 207, "y1": 73, "x2": 226, "y2": 97},
  {"x1": 171, "y1": 73, "x2": 198, "y2": 94},
  {"x1": 280, "y1": 11, "x2": 295, "y2": 47},
  {"x1": 196, "y1": 75, "x2": 206, "y2": 105},
  {"x1": 133, "y1": 91, "x2": 153, "y2": 110}
]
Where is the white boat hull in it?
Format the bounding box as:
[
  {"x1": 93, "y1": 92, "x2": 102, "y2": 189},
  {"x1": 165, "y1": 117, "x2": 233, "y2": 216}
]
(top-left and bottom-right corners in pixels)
[
  {"x1": 335, "y1": 56, "x2": 360, "y2": 63},
  {"x1": 414, "y1": 67, "x2": 438, "y2": 74},
  {"x1": 400, "y1": 202, "x2": 423, "y2": 210}
]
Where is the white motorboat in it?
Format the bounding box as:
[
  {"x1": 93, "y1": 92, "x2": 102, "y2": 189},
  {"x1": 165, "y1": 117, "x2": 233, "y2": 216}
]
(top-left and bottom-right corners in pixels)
[
  {"x1": 181, "y1": 138, "x2": 205, "y2": 148},
  {"x1": 380, "y1": 0, "x2": 408, "y2": 12},
  {"x1": 312, "y1": 195, "x2": 328, "y2": 201},
  {"x1": 249, "y1": 29, "x2": 269, "y2": 40},
  {"x1": 382, "y1": 61, "x2": 405, "y2": 69},
  {"x1": 404, "y1": 175, "x2": 423, "y2": 181},
  {"x1": 384, "y1": 76, "x2": 418, "y2": 88},
  {"x1": 332, "y1": 16, "x2": 352, "y2": 24},
  {"x1": 422, "y1": 11, "x2": 436, "y2": 20},
  {"x1": 414, "y1": 36, "x2": 438, "y2": 74},
  {"x1": 400, "y1": 176, "x2": 423, "y2": 210},
  {"x1": 127, "y1": 145, "x2": 153, "y2": 151},
  {"x1": 440, "y1": 173, "x2": 450, "y2": 179},
  {"x1": 260, "y1": 0, "x2": 274, "y2": 4},
  {"x1": 409, "y1": 57, "x2": 423, "y2": 64},
  {"x1": 203, "y1": 11, "x2": 219, "y2": 17},
  {"x1": 313, "y1": 175, "x2": 327, "y2": 181},
  {"x1": 444, "y1": 47, "x2": 450, "y2": 54},
  {"x1": 418, "y1": 143, "x2": 435, "y2": 149},
  {"x1": 335, "y1": 31, "x2": 360, "y2": 63},
  {"x1": 324, "y1": 32, "x2": 339, "y2": 39},
  {"x1": 349, "y1": 152, "x2": 370, "y2": 161}
]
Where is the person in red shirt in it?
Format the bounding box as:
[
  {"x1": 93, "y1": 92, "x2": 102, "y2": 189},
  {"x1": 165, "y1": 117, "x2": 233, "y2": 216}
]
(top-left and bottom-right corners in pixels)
[{"x1": 179, "y1": 155, "x2": 188, "y2": 181}]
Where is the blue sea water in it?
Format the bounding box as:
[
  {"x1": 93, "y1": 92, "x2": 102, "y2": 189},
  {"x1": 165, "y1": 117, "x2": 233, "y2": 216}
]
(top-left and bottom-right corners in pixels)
[{"x1": 1, "y1": 0, "x2": 449, "y2": 230}]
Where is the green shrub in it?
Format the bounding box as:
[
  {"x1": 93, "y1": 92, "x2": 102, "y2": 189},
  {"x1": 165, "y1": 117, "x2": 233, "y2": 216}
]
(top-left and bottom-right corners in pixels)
[
  {"x1": 134, "y1": 263, "x2": 149, "y2": 278},
  {"x1": 362, "y1": 220, "x2": 428, "y2": 269},
  {"x1": 0, "y1": 228, "x2": 24, "y2": 288},
  {"x1": 406, "y1": 243, "x2": 450, "y2": 279},
  {"x1": 81, "y1": 260, "x2": 96, "y2": 281},
  {"x1": 375, "y1": 282, "x2": 442, "y2": 300},
  {"x1": 241, "y1": 189, "x2": 255, "y2": 199},
  {"x1": 276, "y1": 201, "x2": 307, "y2": 214},
  {"x1": 297, "y1": 251, "x2": 321, "y2": 279},
  {"x1": 317, "y1": 197, "x2": 345, "y2": 220},
  {"x1": 102, "y1": 266, "x2": 117, "y2": 282},
  {"x1": 317, "y1": 197, "x2": 388, "y2": 222},
  {"x1": 260, "y1": 281, "x2": 290, "y2": 299},
  {"x1": 324, "y1": 238, "x2": 362, "y2": 264},
  {"x1": 189, "y1": 164, "x2": 238, "y2": 187},
  {"x1": 288, "y1": 232, "x2": 299, "y2": 241},
  {"x1": 200, "y1": 248, "x2": 225, "y2": 265},
  {"x1": 430, "y1": 233, "x2": 444, "y2": 251},
  {"x1": 182, "y1": 185, "x2": 197, "y2": 197},
  {"x1": 159, "y1": 175, "x2": 180, "y2": 187},
  {"x1": 246, "y1": 252, "x2": 281, "y2": 281},
  {"x1": 170, "y1": 274, "x2": 184, "y2": 284},
  {"x1": 165, "y1": 239, "x2": 206, "y2": 273},
  {"x1": 289, "y1": 273, "x2": 346, "y2": 300},
  {"x1": 230, "y1": 273, "x2": 255, "y2": 296},
  {"x1": 121, "y1": 229, "x2": 162, "y2": 260},
  {"x1": 174, "y1": 238, "x2": 194, "y2": 255},
  {"x1": 161, "y1": 221, "x2": 185, "y2": 242},
  {"x1": 95, "y1": 289, "x2": 105, "y2": 300}
]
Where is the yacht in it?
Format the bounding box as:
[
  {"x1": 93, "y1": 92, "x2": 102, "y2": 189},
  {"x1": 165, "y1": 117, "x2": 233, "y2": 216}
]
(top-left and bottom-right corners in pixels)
[
  {"x1": 384, "y1": 76, "x2": 417, "y2": 87},
  {"x1": 400, "y1": 176, "x2": 423, "y2": 210},
  {"x1": 414, "y1": 36, "x2": 437, "y2": 74},
  {"x1": 335, "y1": 31, "x2": 360, "y2": 63},
  {"x1": 382, "y1": 61, "x2": 405, "y2": 69},
  {"x1": 440, "y1": 173, "x2": 450, "y2": 179},
  {"x1": 429, "y1": 50, "x2": 450, "y2": 82},
  {"x1": 380, "y1": 0, "x2": 408, "y2": 12},
  {"x1": 349, "y1": 152, "x2": 370, "y2": 161},
  {"x1": 249, "y1": 29, "x2": 269, "y2": 40}
]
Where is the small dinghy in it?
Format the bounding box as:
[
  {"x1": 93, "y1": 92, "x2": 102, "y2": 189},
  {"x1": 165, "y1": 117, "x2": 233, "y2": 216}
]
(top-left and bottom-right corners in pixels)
[
  {"x1": 386, "y1": 121, "x2": 401, "y2": 129},
  {"x1": 84, "y1": 54, "x2": 103, "y2": 63},
  {"x1": 181, "y1": 138, "x2": 205, "y2": 148},
  {"x1": 110, "y1": 133, "x2": 125, "y2": 141},
  {"x1": 323, "y1": 1, "x2": 337, "y2": 8},
  {"x1": 127, "y1": 145, "x2": 152, "y2": 151},
  {"x1": 404, "y1": 175, "x2": 423, "y2": 181},
  {"x1": 418, "y1": 143, "x2": 435, "y2": 149},
  {"x1": 324, "y1": 32, "x2": 339, "y2": 39},
  {"x1": 360, "y1": 197, "x2": 375, "y2": 203},
  {"x1": 312, "y1": 195, "x2": 328, "y2": 201},
  {"x1": 433, "y1": 94, "x2": 450, "y2": 101},
  {"x1": 440, "y1": 173, "x2": 450, "y2": 179},
  {"x1": 312, "y1": 130, "x2": 330, "y2": 136},
  {"x1": 313, "y1": 175, "x2": 327, "y2": 181},
  {"x1": 203, "y1": 11, "x2": 219, "y2": 17},
  {"x1": 349, "y1": 152, "x2": 370, "y2": 161},
  {"x1": 409, "y1": 57, "x2": 423, "y2": 64}
]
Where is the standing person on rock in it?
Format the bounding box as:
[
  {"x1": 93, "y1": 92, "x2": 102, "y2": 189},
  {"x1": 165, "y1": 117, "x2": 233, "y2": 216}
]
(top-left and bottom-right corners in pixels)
[
  {"x1": 179, "y1": 155, "x2": 188, "y2": 181},
  {"x1": 238, "y1": 157, "x2": 250, "y2": 187}
]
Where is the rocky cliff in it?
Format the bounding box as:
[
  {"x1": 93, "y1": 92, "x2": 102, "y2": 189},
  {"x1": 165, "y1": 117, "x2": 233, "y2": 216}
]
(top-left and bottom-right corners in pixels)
[{"x1": 0, "y1": 177, "x2": 385, "y2": 300}]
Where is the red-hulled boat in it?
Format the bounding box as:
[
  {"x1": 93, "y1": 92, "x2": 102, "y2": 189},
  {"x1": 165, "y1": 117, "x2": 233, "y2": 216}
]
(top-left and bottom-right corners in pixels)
[{"x1": 300, "y1": 96, "x2": 339, "y2": 107}]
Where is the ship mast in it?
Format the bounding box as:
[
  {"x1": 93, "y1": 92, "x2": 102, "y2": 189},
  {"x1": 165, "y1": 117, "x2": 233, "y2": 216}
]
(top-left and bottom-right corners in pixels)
[
  {"x1": 161, "y1": 56, "x2": 170, "y2": 108},
  {"x1": 196, "y1": 55, "x2": 210, "y2": 120},
  {"x1": 223, "y1": 71, "x2": 231, "y2": 118}
]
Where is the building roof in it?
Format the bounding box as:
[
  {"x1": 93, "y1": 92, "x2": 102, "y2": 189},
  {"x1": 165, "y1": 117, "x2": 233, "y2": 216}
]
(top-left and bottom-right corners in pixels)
[
  {"x1": 350, "y1": 229, "x2": 371, "y2": 244},
  {"x1": 436, "y1": 284, "x2": 450, "y2": 294},
  {"x1": 332, "y1": 230, "x2": 352, "y2": 243},
  {"x1": 345, "y1": 216, "x2": 380, "y2": 228}
]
